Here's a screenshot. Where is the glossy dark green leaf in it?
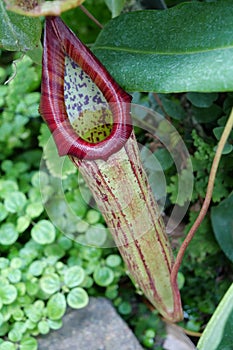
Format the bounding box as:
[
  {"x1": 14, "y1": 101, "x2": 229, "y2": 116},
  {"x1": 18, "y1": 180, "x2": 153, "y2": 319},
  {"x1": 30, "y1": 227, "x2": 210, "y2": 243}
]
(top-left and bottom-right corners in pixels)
[
  {"x1": 197, "y1": 283, "x2": 233, "y2": 350},
  {"x1": 0, "y1": 0, "x2": 41, "y2": 51},
  {"x1": 186, "y1": 92, "x2": 218, "y2": 108},
  {"x1": 211, "y1": 193, "x2": 233, "y2": 262},
  {"x1": 93, "y1": 2, "x2": 233, "y2": 92}
]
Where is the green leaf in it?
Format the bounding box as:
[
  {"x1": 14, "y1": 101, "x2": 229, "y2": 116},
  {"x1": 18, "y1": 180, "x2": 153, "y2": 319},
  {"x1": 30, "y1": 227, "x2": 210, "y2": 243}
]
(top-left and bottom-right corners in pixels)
[
  {"x1": 24, "y1": 304, "x2": 43, "y2": 323},
  {"x1": 67, "y1": 287, "x2": 88, "y2": 309},
  {"x1": 93, "y1": 266, "x2": 114, "y2": 287},
  {"x1": 44, "y1": 244, "x2": 65, "y2": 261},
  {"x1": 38, "y1": 320, "x2": 50, "y2": 335},
  {"x1": 0, "y1": 322, "x2": 9, "y2": 337},
  {"x1": 0, "y1": 180, "x2": 18, "y2": 199},
  {"x1": 211, "y1": 193, "x2": 233, "y2": 262},
  {"x1": 0, "y1": 203, "x2": 8, "y2": 222},
  {"x1": 38, "y1": 124, "x2": 76, "y2": 179},
  {"x1": 20, "y1": 337, "x2": 38, "y2": 350},
  {"x1": 186, "y1": 92, "x2": 218, "y2": 108},
  {"x1": 47, "y1": 293, "x2": 66, "y2": 320},
  {"x1": 31, "y1": 220, "x2": 56, "y2": 245},
  {"x1": 118, "y1": 301, "x2": 132, "y2": 315},
  {"x1": 85, "y1": 224, "x2": 107, "y2": 247},
  {"x1": 26, "y1": 202, "x2": 44, "y2": 218},
  {"x1": 25, "y1": 280, "x2": 39, "y2": 296},
  {"x1": 158, "y1": 94, "x2": 186, "y2": 120},
  {"x1": 153, "y1": 148, "x2": 174, "y2": 171},
  {"x1": 64, "y1": 266, "x2": 85, "y2": 288},
  {"x1": 40, "y1": 273, "x2": 60, "y2": 294},
  {"x1": 0, "y1": 258, "x2": 9, "y2": 269},
  {"x1": 104, "y1": 0, "x2": 126, "y2": 17},
  {"x1": 8, "y1": 269, "x2": 21, "y2": 283},
  {"x1": 0, "y1": 284, "x2": 17, "y2": 305},
  {"x1": 85, "y1": 210, "x2": 101, "y2": 225},
  {"x1": 0, "y1": 341, "x2": 16, "y2": 350},
  {"x1": 4, "y1": 191, "x2": 27, "y2": 213},
  {"x1": 197, "y1": 283, "x2": 233, "y2": 350},
  {"x1": 8, "y1": 327, "x2": 23, "y2": 342},
  {"x1": 106, "y1": 254, "x2": 122, "y2": 268},
  {"x1": 16, "y1": 216, "x2": 30, "y2": 233},
  {"x1": 93, "y1": 2, "x2": 233, "y2": 92},
  {"x1": 0, "y1": 0, "x2": 41, "y2": 51},
  {"x1": 0, "y1": 223, "x2": 18, "y2": 245},
  {"x1": 47, "y1": 319, "x2": 63, "y2": 330},
  {"x1": 31, "y1": 170, "x2": 49, "y2": 188},
  {"x1": 192, "y1": 104, "x2": 222, "y2": 123}
]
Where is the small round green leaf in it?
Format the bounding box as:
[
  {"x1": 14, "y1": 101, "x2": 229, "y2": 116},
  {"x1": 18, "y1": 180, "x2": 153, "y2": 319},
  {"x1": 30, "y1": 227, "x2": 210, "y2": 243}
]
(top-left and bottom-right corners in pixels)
[
  {"x1": 20, "y1": 337, "x2": 38, "y2": 350},
  {"x1": 0, "y1": 180, "x2": 18, "y2": 199},
  {"x1": 93, "y1": 266, "x2": 114, "y2": 287},
  {"x1": 0, "y1": 204, "x2": 8, "y2": 222},
  {"x1": 0, "y1": 341, "x2": 16, "y2": 350},
  {"x1": 25, "y1": 281, "x2": 39, "y2": 296},
  {"x1": 0, "y1": 258, "x2": 9, "y2": 269},
  {"x1": 86, "y1": 210, "x2": 101, "y2": 224},
  {"x1": 38, "y1": 320, "x2": 50, "y2": 335},
  {"x1": 12, "y1": 308, "x2": 24, "y2": 321},
  {"x1": 47, "y1": 293, "x2": 66, "y2": 320},
  {"x1": 118, "y1": 301, "x2": 132, "y2": 315},
  {"x1": 0, "y1": 284, "x2": 17, "y2": 305},
  {"x1": 16, "y1": 216, "x2": 30, "y2": 233},
  {"x1": 4, "y1": 192, "x2": 27, "y2": 213},
  {"x1": 8, "y1": 328, "x2": 22, "y2": 342},
  {"x1": 44, "y1": 244, "x2": 65, "y2": 261},
  {"x1": 106, "y1": 254, "x2": 122, "y2": 268},
  {"x1": 64, "y1": 266, "x2": 85, "y2": 288},
  {"x1": 8, "y1": 269, "x2": 22, "y2": 283},
  {"x1": 67, "y1": 288, "x2": 88, "y2": 309},
  {"x1": 31, "y1": 171, "x2": 49, "y2": 188},
  {"x1": 10, "y1": 257, "x2": 23, "y2": 269},
  {"x1": 26, "y1": 202, "x2": 44, "y2": 218},
  {"x1": 47, "y1": 319, "x2": 63, "y2": 330},
  {"x1": 0, "y1": 313, "x2": 4, "y2": 327},
  {"x1": 31, "y1": 220, "x2": 56, "y2": 244},
  {"x1": 24, "y1": 305, "x2": 42, "y2": 323},
  {"x1": 0, "y1": 322, "x2": 9, "y2": 337},
  {"x1": 58, "y1": 236, "x2": 72, "y2": 250},
  {"x1": 0, "y1": 223, "x2": 18, "y2": 245},
  {"x1": 85, "y1": 224, "x2": 107, "y2": 247},
  {"x1": 40, "y1": 273, "x2": 60, "y2": 294},
  {"x1": 29, "y1": 260, "x2": 44, "y2": 276}
]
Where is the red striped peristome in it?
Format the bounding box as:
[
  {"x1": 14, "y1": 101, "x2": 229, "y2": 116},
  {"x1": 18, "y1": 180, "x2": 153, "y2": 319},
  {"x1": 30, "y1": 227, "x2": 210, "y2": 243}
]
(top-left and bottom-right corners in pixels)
[
  {"x1": 71, "y1": 133, "x2": 183, "y2": 322},
  {"x1": 39, "y1": 16, "x2": 132, "y2": 161}
]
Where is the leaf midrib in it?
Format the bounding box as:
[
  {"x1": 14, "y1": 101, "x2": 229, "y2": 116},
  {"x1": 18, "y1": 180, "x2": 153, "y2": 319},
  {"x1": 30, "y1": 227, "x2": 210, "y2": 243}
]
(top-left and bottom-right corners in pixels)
[{"x1": 93, "y1": 45, "x2": 233, "y2": 56}]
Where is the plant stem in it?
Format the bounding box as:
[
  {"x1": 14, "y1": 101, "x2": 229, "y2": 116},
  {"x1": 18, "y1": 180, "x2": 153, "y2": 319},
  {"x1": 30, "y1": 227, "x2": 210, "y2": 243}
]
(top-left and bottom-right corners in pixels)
[
  {"x1": 79, "y1": 5, "x2": 103, "y2": 29},
  {"x1": 171, "y1": 108, "x2": 233, "y2": 286}
]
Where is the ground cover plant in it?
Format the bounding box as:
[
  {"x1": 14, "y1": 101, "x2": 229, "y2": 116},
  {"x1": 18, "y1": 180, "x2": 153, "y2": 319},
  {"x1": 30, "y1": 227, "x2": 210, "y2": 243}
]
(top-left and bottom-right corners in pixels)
[{"x1": 0, "y1": 0, "x2": 233, "y2": 349}]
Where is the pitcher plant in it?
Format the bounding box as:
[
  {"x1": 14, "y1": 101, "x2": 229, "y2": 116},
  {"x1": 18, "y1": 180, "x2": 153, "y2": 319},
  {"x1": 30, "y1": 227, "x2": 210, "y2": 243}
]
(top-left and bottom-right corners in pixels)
[{"x1": 39, "y1": 16, "x2": 183, "y2": 322}]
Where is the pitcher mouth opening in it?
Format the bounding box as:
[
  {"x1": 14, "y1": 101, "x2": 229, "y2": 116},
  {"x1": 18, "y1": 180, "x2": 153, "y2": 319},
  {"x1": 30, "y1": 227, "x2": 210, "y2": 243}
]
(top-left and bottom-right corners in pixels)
[{"x1": 39, "y1": 16, "x2": 133, "y2": 161}]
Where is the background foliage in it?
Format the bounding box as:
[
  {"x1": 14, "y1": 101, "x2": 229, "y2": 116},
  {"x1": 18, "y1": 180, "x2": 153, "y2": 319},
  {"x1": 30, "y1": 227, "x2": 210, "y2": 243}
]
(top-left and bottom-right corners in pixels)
[{"x1": 0, "y1": 0, "x2": 232, "y2": 349}]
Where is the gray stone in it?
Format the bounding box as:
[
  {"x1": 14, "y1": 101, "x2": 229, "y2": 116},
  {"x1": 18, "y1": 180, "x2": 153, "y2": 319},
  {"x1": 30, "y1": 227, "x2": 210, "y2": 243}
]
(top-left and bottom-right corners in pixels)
[{"x1": 38, "y1": 297, "x2": 144, "y2": 350}]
